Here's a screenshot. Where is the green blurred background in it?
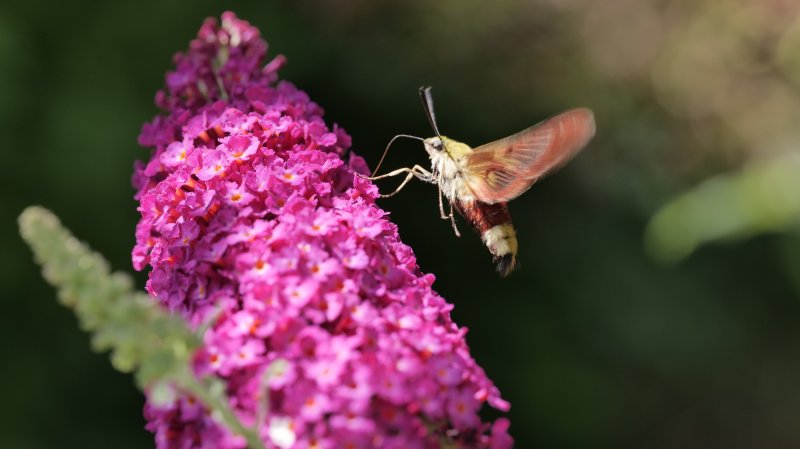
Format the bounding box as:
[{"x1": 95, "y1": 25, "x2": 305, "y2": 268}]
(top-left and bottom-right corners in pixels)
[{"x1": 4, "y1": 0, "x2": 800, "y2": 448}]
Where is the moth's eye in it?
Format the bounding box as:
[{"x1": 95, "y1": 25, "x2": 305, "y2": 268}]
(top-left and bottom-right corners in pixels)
[{"x1": 433, "y1": 140, "x2": 444, "y2": 151}]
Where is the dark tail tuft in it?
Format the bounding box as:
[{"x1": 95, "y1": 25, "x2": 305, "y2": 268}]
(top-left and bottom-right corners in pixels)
[{"x1": 495, "y1": 254, "x2": 517, "y2": 277}]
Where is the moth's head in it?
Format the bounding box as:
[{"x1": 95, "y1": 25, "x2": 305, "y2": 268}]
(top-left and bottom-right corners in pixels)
[{"x1": 423, "y1": 136, "x2": 446, "y2": 156}]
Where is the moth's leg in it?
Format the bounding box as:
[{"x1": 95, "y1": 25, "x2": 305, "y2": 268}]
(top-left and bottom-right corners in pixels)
[
  {"x1": 374, "y1": 165, "x2": 433, "y2": 198},
  {"x1": 448, "y1": 200, "x2": 461, "y2": 237},
  {"x1": 436, "y1": 184, "x2": 461, "y2": 236},
  {"x1": 438, "y1": 185, "x2": 448, "y2": 219},
  {"x1": 445, "y1": 183, "x2": 461, "y2": 237},
  {"x1": 368, "y1": 165, "x2": 431, "y2": 181}
]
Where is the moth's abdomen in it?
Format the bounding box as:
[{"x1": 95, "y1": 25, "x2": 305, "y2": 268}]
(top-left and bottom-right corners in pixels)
[
  {"x1": 484, "y1": 223, "x2": 517, "y2": 276},
  {"x1": 456, "y1": 200, "x2": 518, "y2": 276}
]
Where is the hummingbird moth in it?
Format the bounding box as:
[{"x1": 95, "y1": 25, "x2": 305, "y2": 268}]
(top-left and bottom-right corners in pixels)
[{"x1": 368, "y1": 87, "x2": 595, "y2": 276}]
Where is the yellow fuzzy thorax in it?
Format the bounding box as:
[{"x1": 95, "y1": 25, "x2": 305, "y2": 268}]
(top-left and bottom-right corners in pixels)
[{"x1": 440, "y1": 136, "x2": 473, "y2": 159}]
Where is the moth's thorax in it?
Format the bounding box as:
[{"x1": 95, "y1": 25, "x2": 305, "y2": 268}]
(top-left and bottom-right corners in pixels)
[{"x1": 425, "y1": 136, "x2": 475, "y2": 203}]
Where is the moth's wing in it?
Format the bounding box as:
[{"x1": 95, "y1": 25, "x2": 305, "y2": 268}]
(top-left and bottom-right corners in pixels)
[{"x1": 463, "y1": 108, "x2": 595, "y2": 204}]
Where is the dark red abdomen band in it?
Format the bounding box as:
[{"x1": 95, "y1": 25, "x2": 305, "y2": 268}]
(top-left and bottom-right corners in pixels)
[{"x1": 456, "y1": 200, "x2": 512, "y2": 235}]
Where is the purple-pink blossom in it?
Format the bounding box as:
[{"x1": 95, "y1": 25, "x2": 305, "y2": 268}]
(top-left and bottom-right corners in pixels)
[{"x1": 134, "y1": 12, "x2": 512, "y2": 449}]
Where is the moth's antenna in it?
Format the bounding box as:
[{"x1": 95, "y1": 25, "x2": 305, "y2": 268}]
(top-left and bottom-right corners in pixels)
[
  {"x1": 371, "y1": 134, "x2": 424, "y2": 177},
  {"x1": 419, "y1": 86, "x2": 442, "y2": 138}
]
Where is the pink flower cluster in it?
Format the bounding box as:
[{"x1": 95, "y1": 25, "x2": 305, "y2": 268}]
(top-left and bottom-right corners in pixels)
[{"x1": 133, "y1": 12, "x2": 512, "y2": 449}]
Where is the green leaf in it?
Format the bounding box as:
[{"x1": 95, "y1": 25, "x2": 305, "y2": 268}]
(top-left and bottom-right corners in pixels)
[{"x1": 18, "y1": 206, "x2": 267, "y2": 449}]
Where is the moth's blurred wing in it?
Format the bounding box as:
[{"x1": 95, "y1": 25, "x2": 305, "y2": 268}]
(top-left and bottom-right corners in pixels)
[{"x1": 463, "y1": 108, "x2": 595, "y2": 204}]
